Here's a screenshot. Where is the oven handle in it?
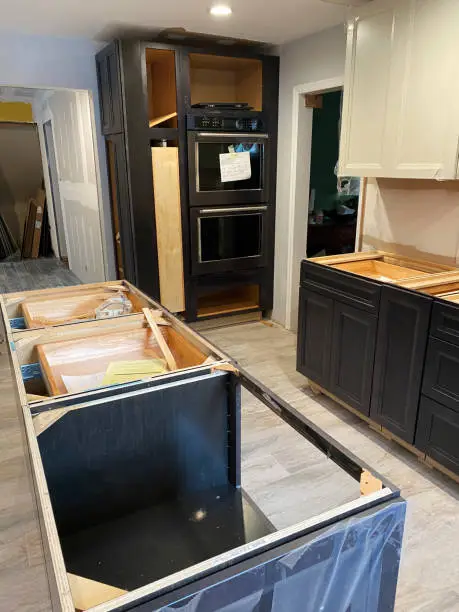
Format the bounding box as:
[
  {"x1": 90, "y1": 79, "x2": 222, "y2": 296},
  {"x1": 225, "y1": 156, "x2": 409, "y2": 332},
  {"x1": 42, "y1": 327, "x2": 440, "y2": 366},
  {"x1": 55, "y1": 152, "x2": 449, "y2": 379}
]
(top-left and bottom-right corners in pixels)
[
  {"x1": 196, "y1": 132, "x2": 269, "y2": 139},
  {"x1": 199, "y1": 206, "x2": 268, "y2": 214}
]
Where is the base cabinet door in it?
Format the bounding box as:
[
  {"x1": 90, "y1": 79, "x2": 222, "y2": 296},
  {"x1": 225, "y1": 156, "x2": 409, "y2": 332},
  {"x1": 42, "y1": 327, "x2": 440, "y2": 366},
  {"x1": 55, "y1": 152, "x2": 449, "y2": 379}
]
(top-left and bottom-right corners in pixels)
[
  {"x1": 370, "y1": 286, "x2": 432, "y2": 443},
  {"x1": 297, "y1": 287, "x2": 333, "y2": 387},
  {"x1": 415, "y1": 396, "x2": 459, "y2": 477},
  {"x1": 330, "y1": 302, "x2": 377, "y2": 416}
]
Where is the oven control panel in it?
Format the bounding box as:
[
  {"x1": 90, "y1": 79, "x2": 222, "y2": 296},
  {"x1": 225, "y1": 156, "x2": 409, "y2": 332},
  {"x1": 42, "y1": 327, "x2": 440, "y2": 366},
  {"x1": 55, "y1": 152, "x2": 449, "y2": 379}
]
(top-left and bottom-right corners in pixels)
[{"x1": 187, "y1": 115, "x2": 264, "y2": 132}]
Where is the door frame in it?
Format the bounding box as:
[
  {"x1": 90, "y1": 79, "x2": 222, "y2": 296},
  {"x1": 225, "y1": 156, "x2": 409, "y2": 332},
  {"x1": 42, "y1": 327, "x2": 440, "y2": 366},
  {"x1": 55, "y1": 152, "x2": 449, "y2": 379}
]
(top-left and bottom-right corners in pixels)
[{"x1": 284, "y1": 76, "x2": 365, "y2": 331}]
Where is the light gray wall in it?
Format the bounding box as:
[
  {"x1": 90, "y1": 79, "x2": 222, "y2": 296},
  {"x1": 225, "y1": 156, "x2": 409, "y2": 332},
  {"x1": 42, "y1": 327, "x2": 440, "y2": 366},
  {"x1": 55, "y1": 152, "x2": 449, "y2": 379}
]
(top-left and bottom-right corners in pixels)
[
  {"x1": 273, "y1": 25, "x2": 346, "y2": 325},
  {"x1": 0, "y1": 32, "x2": 115, "y2": 279}
]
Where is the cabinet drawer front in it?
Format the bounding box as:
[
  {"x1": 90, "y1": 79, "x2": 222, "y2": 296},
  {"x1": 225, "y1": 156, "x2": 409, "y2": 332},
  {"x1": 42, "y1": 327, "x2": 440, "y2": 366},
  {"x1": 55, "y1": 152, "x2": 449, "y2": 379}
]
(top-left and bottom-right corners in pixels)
[
  {"x1": 422, "y1": 337, "x2": 459, "y2": 412},
  {"x1": 330, "y1": 303, "x2": 377, "y2": 416},
  {"x1": 430, "y1": 301, "x2": 459, "y2": 346},
  {"x1": 296, "y1": 287, "x2": 333, "y2": 386},
  {"x1": 415, "y1": 396, "x2": 459, "y2": 477},
  {"x1": 370, "y1": 286, "x2": 432, "y2": 444},
  {"x1": 301, "y1": 261, "x2": 381, "y2": 313}
]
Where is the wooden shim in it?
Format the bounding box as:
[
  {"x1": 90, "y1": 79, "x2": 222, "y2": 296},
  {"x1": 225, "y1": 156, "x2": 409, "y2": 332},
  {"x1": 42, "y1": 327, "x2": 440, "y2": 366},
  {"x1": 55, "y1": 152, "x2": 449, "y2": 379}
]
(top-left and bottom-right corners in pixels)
[
  {"x1": 151, "y1": 147, "x2": 185, "y2": 313},
  {"x1": 360, "y1": 470, "x2": 383, "y2": 496},
  {"x1": 143, "y1": 308, "x2": 177, "y2": 370},
  {"x1": 67, "y1": 573, "x2": 127, "y2": 611},
  {"x1": 211, "y1": 362, "x2": 239, "y2": 375}
]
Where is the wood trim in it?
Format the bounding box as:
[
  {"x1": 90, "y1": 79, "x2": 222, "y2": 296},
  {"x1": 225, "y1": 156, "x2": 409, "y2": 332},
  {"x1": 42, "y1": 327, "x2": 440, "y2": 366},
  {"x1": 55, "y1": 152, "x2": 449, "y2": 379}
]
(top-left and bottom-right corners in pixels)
[
  {"x1": 309, "y1": 251, "x2": 383, "y2": 265},
  {"x1": 143, "y1": 308, "x2": 177, "y2": 370}
]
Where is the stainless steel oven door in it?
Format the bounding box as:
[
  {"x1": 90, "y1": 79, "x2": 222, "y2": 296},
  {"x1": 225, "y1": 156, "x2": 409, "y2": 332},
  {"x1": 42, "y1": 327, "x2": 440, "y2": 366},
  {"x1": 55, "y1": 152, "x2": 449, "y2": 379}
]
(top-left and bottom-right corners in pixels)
[
  {"x1": 190, "y1": 206, "x2": 269, "y2": 275},
  {"x1": 188, "y1": 132, "x2": 270, "y2": 206}
]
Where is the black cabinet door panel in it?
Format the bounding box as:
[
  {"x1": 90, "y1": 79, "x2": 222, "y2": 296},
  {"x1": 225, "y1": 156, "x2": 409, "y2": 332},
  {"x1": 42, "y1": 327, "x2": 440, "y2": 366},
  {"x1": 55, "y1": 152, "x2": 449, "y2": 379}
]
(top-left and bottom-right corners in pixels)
[
  {"x1": 415, "y1": 396, "x2": 459, "y2": 476},
  {"x1": 422, "y1": 337, "x2": 459, "y2": 412},
  {"x1": 430, "y1": 301, "x2": 459, "y2": 347},
  {"x1": 330, "y1": 303, "x2": 377, "y2": 416},
  {"x1": 96, "y1": 41, "x2": 123, "y2": 135},
  {"x1": 370, "y1": 286, "x2": 432, "y2": 443},
  {"x1": 300, "y1": 260, "x2": 381, "y2": 314},
  {"x1": 296, "y1": 287, "x2": 333, "y2": 387}
]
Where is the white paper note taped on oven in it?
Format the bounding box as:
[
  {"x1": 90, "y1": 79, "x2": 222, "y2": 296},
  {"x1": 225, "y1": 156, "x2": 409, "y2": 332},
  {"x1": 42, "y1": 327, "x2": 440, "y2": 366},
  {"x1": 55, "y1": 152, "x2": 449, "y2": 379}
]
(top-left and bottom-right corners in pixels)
[{"x1": 219, "y1": 151, "x2": 251, "y2": 182}]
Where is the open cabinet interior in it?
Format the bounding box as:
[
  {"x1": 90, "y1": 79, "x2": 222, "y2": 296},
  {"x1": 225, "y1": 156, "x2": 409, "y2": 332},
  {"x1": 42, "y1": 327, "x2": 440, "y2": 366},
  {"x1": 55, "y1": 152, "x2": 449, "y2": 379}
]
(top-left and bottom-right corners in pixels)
[
  {"x1": 197, "y1": 284, "x2": 260, "y2": 318},
  {"x1": 29, "y1": 368, "x2": 401, "y2": 612},
  {"x1": 145, "y1": 48, "x2": 178, "y2": 128},
  {"x1": 14, "y1": 313, "x2": 219, "y2": 400},
  {"x1": 189, "y1": 54, "x2": 263, "y2": 111}
]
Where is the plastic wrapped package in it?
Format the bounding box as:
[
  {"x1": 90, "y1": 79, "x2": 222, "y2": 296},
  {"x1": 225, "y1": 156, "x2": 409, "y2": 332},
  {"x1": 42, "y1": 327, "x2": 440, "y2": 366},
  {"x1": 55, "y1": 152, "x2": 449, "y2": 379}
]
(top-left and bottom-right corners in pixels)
[{"x1": 157, "y1": 501, "x2": 406, "y2": 612}]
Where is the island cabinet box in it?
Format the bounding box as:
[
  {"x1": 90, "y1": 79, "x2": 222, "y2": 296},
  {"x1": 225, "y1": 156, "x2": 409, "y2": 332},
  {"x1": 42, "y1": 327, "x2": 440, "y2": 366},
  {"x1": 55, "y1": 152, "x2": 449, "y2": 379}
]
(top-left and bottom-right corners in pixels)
[
  {"x1": 3, "y1": 298, "x2": 227, "y2": 410},
  {"x1": 25, "y1": 369, "x2": 405, "y2": 612},
  {"x1": 0, "y1": 280, "x2": 157, "y2": 333}
]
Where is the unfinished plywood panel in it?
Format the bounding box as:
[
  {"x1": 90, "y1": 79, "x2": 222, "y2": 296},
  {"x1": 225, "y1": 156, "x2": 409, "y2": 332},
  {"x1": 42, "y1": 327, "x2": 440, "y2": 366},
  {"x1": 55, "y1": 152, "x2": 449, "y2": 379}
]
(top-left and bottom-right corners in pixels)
[
  {"x1": 189, "y1": 54, "x2": 263, "y2": 110},
  {"x1": 145, "y1": 48, "x2": 177, "y2": 128},
  {"x1": 333, "y1": 260, "x2": 429, "y2": 282},
  {"x1": 151, "y1": 147, "x2": 185, "y2": 313}
]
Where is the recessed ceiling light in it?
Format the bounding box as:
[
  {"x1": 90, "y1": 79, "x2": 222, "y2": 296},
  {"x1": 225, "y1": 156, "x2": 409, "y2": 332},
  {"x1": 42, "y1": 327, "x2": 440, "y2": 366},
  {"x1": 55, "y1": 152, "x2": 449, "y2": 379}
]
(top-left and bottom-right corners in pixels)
[{"x1": 210, "y1": 4, "x2": 232, "y2": 17}]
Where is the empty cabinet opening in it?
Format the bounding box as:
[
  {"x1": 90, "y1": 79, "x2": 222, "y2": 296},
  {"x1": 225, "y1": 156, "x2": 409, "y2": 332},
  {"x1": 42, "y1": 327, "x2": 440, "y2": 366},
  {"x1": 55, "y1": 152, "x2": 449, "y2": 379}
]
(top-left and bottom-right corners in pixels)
[
  {"x1": 197, "y1": 284, "x2": 260, "y2": 318},
  {"x1": 3, "y1": 283, "x2": 149, "y2": 329},
  {"x1": 16, "y1": 314, "x2": 217, "y2": 400},
  {"x1": 145, "y1": 48, "x2": 178, "y2": 128},
  {"x1": 189, "y1": 54, "x2": 263, "y2": 111}
]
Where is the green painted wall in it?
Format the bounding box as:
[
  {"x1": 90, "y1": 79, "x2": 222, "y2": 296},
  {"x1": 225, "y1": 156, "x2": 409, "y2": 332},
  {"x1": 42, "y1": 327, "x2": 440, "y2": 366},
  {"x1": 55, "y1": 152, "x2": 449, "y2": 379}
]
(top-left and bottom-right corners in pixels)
[{"x1": 309, "y1": 90, "x2": 341, "y2": 211}]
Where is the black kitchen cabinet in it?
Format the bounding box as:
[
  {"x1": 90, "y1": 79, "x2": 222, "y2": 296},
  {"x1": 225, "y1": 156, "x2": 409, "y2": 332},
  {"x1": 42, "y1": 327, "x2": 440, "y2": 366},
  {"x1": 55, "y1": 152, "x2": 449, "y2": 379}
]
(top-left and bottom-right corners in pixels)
[
  {"x1": 422, "y1": 336, "x2": 459, "y2": 412},
  {"x1": 105, "y1": 133, "x2": 136, "y2": 282},
  {"x1": 330, "y1": 302, "x2": 377, "y2": 416},
  {"x1": 96, "y1": 41, "x2": 124, "y2": 135},
  {"x1": 415, "y1": 396, "x2": 459, "y2": 476},
  {"x1": 296, "y1": 286, "x2": 333, "y2": 387},
  {"x1": 370, "y1": 286, "x2": 432, "y2": 443}
]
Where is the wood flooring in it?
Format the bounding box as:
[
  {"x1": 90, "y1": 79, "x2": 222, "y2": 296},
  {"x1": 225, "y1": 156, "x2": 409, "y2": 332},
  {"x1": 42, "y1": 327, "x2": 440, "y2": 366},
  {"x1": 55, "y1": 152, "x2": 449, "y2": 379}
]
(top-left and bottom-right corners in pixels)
[{"x1": 0, "y1": 260, "x2": 458, "y2": 611}]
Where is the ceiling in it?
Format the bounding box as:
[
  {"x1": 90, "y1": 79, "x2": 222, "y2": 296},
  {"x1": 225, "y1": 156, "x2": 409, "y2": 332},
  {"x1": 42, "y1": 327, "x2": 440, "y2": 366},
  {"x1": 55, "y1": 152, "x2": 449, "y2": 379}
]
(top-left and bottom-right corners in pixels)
[{"x1": 0, "y1": 0, "x2": 347, "y2": 45}]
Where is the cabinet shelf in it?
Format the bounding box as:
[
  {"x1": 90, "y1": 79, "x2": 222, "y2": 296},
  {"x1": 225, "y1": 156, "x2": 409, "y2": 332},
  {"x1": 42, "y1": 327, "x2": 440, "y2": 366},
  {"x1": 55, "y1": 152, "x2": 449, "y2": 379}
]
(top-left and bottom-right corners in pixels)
[
  {"x1": 189, "y1": 53, "x2": 263, "y2": 112},
  {"x1": 145, "y1": 48, "x2": 178, "y2": 129}
]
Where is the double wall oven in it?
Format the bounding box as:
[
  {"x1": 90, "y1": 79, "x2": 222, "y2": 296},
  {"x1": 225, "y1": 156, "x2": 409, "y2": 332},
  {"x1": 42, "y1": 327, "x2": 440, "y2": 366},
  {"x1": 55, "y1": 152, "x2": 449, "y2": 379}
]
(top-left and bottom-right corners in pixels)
[{"x1": 187, "y1": 126, "x2": 271, "y2": 276}]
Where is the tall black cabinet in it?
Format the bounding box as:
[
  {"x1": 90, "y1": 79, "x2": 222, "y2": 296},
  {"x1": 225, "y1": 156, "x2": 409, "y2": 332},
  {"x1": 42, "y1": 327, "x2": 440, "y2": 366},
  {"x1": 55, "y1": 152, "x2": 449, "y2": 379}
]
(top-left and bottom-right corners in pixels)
[{"x1": 96, "y1": 39, "x2": 279, "y2": 321}]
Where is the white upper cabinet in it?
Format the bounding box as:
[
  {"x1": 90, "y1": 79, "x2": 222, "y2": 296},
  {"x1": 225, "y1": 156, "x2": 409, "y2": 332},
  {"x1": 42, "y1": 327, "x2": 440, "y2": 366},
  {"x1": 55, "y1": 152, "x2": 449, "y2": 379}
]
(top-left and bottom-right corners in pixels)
[{"x1": 339, "y1": 0, "x2": 459, "y2": 179}]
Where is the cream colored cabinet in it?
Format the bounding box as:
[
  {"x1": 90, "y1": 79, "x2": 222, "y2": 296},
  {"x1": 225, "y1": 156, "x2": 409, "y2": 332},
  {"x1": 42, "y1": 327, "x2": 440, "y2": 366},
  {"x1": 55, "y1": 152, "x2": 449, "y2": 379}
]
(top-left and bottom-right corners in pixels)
[{"x1": 339, "y1": 0, "x2": 459, "y2": 179}]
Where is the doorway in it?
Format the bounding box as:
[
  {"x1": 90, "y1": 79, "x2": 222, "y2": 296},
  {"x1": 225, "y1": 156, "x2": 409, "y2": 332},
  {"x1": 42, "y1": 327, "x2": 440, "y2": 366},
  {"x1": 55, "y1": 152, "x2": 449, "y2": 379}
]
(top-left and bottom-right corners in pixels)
[
  {"x1": 307, "y1": 90, "x2": 360, "y2": 258},
  {"x1": 0, "y1": 87, "x2": 107, "y2": 285},
  {"x1": 284, "y1": 77, "x2": 364, "y2": 331}
]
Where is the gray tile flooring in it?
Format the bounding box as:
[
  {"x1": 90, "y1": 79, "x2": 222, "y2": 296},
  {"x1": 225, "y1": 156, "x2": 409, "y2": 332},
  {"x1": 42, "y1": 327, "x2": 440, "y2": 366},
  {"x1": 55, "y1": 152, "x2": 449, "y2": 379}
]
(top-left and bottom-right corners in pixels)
[{"x1": 0, "y1": 258, "x2": 79, "y2": 293}]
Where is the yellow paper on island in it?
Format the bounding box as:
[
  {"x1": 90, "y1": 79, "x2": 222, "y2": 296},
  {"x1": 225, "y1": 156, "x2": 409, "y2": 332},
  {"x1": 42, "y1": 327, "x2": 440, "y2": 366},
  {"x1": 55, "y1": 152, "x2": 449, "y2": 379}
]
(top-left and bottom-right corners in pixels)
[{"x1": 102, "y1": 359, "x2": 167, "y2": 386}]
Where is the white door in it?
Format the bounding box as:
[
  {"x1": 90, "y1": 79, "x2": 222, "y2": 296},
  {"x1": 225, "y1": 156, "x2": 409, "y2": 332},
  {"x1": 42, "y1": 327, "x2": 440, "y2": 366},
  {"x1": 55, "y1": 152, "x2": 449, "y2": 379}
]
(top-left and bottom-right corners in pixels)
[
  {"x1": 339, "y1": 0, "x2": 401, "y2": 177},
  {"x1": 390, "y1": 0, "x2": 459, "y2": 179},
  {"x1": 46, "y1": 90, "x2": 105, "y2": 283}
]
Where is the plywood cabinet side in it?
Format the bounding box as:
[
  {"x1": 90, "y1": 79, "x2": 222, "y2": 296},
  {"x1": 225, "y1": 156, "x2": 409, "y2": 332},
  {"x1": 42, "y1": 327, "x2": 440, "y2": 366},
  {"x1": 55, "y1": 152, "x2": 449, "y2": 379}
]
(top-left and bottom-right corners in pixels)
[{"x1": 151, "y1": 147, "x2": 185, "y2": 313}]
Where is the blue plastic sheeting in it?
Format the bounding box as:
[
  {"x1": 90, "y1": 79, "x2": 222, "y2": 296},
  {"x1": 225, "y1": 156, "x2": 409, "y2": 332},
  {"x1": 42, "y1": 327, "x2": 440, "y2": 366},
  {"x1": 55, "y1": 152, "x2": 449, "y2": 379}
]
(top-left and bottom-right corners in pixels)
[
  {"x1": 159, "y1": 500, "x2": 406, "y2": 612},
  {"x1": 10, "y1": 317, "x2": 26, "y2": 330}
]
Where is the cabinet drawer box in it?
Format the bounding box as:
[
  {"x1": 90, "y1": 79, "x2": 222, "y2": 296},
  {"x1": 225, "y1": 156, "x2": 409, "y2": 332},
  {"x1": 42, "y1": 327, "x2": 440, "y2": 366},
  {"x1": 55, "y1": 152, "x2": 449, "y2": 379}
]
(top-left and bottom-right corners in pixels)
[
  {"x1": 430, "y1": 301, "x2": 459, "y2": 346},
  {"x1": 422, "y1": 337, "x2": 459, "y2": 412},
  {"x1": 300, "y1": 261, "x2": 381, "y2": 313},
  {"x1": 415, "y1": 396, "x2": 459, "y2": 477}
]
